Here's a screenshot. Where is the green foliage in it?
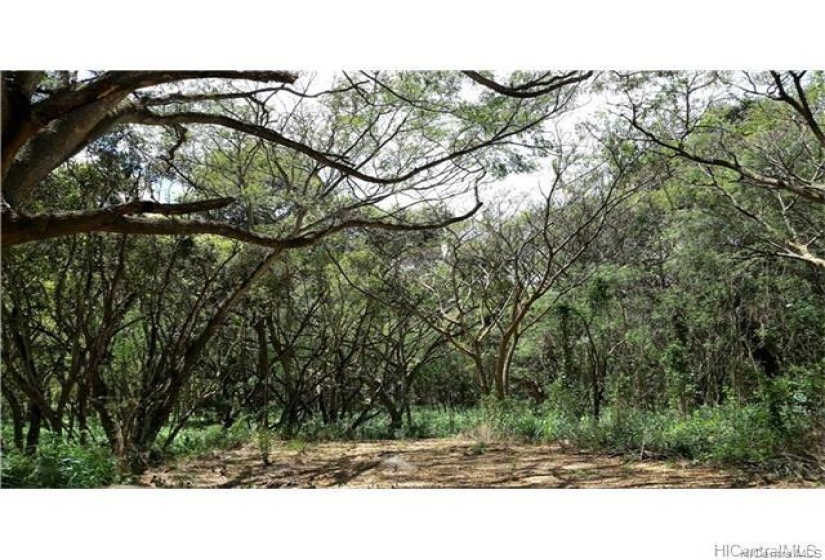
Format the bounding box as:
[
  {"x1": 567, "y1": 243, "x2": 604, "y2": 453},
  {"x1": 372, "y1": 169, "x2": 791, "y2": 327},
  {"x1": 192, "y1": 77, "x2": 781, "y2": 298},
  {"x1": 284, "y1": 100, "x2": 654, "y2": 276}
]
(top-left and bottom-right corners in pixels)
[
  {"x1": 1, "y1": 436, "x2": 118, "y2": 489},
  {"x1": 544, "y1": 378, "x2": 587, "y2": 422},
  {"x1": 0, "y1": 421, "x2": 253, "y2": 488},
  {"x1": 162, "y1": 421, "x2": 253, "y2": 459},
  {"x1": 474, "y1": 397, "x2": 547, "y2": 440},
  {"x1": 755, "y1": 361, "x2": 825, "y2": 444},
  {"x1": 255, "y1": 428, "x2": 274, "y2": 466},
  {"x1": 398, "y1": 409, "x2": 480, "y2": 439},
  {"x1": 661, "y1": 343, "x2": 695, "y2": 414},
  {"x1": 284, "y1": 439, "x2": 309, "y2": 452},
  {"x1": 538, "y1": 397, "x2": 821, "y2": 468},
  {"x1": 0, "y1": 453, "x2": 36, "y2": 488}
]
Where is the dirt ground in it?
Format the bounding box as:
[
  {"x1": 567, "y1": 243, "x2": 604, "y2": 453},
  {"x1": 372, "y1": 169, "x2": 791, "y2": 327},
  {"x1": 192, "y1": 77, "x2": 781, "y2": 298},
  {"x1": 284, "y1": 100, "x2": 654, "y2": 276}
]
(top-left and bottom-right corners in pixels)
[{"x1": 132, "y1": 438, "x2": 820, "y2": 489}]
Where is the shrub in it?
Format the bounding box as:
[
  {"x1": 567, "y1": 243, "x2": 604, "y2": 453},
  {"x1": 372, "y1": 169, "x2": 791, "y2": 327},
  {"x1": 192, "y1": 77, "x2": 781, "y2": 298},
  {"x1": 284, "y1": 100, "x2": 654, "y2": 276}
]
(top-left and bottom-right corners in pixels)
[
  {"x1": 163, "y1": 420, "x2": 252, "y2": 458},
  {"x1": 1, "y1": 435, "x2": 118, "y2": 488}
]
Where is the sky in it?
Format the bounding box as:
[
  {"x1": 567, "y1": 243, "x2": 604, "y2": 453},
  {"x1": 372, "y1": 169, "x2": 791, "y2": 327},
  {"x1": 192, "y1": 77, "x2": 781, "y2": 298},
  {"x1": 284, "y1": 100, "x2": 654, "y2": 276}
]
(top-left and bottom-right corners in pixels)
[{"x1": 4, "y1": 2, "x2": 822, "y2": 69}]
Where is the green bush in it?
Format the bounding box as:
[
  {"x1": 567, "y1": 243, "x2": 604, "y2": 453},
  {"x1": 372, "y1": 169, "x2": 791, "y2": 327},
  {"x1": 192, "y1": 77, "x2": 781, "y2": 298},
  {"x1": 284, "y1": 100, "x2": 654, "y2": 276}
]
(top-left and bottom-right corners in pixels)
[
  {"x1": 537, "y1": 400, "x2": 812, "y2": 466},
  {"x1": 1, "y1": 452, "x2": 36, "y2": 488},
  {"x1": 1, "y1": 435, "x2": 118, "y2": 488},
  {"x1": 439, "y1": 397, "x2": 548, "y2": 441},
  {"x1": 163, "y1": 420, "x2": 253, "y2": 458}
]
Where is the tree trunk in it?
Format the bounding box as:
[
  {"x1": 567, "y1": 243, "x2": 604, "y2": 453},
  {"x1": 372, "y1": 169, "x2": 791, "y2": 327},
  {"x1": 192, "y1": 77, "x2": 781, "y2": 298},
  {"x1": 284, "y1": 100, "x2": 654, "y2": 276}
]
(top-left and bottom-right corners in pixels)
[
  {"x1": 470, "y1": 353, "x2": 491, "y2": 396},
  {"x1": 255, "y1": 319, "x2": 270, "y2": 427},
  {"x1": 24, "y1": 403, "x2": 43, "y2": 456},
  {"x1": 2, "y1": 389, "x2": 26, "y2": 451},
  {"x1": 96, "y1": 250, "x2": 284, "y2": 472},
  {"x1": 77, "y1": 376, "x2": 90, "y2": 445},
  {"x1": 493, "y1": 332, "x2": 519, "y2": 400},
  {"x1": 591, "y1": 360, "x2": 605, "y2": 421}
]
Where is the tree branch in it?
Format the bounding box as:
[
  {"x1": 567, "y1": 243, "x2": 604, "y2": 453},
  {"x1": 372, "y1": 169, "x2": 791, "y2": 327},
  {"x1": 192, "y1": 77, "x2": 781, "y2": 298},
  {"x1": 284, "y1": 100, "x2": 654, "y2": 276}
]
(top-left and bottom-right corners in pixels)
[
  {"x1": 462, "y1": 71, "x2": 593, "y2": 98},
  {"x1": 32, "y1": 71, "x2": 298, "y2": 122},
  {"x1": 1, "y1": 196, "x2": 482, "y2": 249},
  {"x1": 1, "y1": 197, "x2": 234, "y2": 247},
  {"x1": 123, "y1": 108, "x2": 545, "y2": 186},
  {"x1": 626, "y1": 110, "x2": 825, "y2": 205},
  {"x1": 769, "y1": 70, "x2": 825, "y2": 149},
  {"x1": 2, "y1": 72, "x2": 299, "y2": 205}
]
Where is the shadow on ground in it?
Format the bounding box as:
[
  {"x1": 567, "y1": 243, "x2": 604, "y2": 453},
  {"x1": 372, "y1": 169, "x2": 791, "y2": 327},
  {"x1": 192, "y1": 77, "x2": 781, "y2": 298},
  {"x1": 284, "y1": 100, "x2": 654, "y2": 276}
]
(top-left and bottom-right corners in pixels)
[{"x1": 133, "y1": 438, "x2": 820, "y2": 489}]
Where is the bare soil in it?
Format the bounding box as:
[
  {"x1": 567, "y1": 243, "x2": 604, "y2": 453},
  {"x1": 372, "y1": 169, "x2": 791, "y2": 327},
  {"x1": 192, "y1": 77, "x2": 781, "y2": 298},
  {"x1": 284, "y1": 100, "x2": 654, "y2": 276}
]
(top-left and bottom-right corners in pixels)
[{"x1": 133, "y1": 438, "x2": 820, "y2": 489}]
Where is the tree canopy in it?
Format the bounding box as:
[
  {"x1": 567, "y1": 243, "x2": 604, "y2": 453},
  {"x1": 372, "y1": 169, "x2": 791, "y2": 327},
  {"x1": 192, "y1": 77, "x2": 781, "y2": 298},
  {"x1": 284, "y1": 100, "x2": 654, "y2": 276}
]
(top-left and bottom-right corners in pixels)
[{"x1": 2, "y1": 70, "x2": 591, "y2": 247}]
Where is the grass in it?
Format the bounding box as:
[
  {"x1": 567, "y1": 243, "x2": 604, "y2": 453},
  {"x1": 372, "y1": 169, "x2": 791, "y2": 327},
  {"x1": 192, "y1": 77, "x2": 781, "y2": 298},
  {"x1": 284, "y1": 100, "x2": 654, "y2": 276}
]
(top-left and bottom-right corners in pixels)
[
  {"x1": 255, "y1": 392, "x2": 823, "y2": 476},
  {"x1": 3, "y1": 383, "x2": 821, "y2": 487},
  {"x1": 0, "y1": 420, "x2": 253, "y2": 488},
  {"x1": 161, "y1": 421, "x2": 252, "y2": 459},
  {"x1": 1, "y1": 433, "x2": 118, "y2": 489}
]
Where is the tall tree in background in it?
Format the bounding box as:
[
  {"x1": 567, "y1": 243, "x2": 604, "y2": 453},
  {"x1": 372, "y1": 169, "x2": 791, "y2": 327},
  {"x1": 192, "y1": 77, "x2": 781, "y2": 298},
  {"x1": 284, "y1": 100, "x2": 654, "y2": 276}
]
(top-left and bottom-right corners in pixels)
[
  {"x1": 344, "y1": 136, "x2": 650, "y2": 399},
  {"x1": 615, "y1": 70, "x2": 825, "y2": 269}
]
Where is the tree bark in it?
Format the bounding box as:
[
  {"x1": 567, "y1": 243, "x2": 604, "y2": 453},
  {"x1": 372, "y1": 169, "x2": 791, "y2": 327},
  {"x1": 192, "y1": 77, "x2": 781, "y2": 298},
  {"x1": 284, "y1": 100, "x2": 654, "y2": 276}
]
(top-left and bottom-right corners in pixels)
[
  {"x1": 25, "y1": 403, "x2": 43, "y2": 456},
  {"x1": 1, "y1": 388, "x2": 26, "y2": 451}
]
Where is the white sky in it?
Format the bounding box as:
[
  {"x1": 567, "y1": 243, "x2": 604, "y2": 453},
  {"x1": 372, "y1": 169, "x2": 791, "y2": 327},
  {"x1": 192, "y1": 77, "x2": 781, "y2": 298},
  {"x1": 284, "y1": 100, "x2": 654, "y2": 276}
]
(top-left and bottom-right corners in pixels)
[{"x1": 3, "y1": 1, "x2": 821, "y2": 68}]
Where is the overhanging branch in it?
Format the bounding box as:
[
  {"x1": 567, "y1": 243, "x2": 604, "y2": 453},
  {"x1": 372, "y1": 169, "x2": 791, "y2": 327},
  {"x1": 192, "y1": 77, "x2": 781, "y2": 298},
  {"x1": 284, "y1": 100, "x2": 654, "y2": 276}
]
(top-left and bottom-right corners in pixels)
[
  {"x1": 626, "y1": 111, "x2": 825, "y2": 205},
  {"x1": 122, "y1": 108, "x2": 545, "y2": 186},
  {"x1": 1, "y1": 197, "x2": 235, "y2": 247},
  {"x1": 462, "y1": 71, "x2": 594, "y2": 98},
  {"x1": 1, "y1": 196, "x2": 482, "y2": 249}
]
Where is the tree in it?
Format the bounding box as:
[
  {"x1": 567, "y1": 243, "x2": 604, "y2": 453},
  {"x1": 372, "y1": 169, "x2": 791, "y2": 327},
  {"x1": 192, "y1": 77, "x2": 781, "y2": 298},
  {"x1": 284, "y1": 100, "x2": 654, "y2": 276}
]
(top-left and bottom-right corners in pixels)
[
  {"x1": 2, "y1": 70, "x2": 591, "y2": 247},
  {"x1": 347, "y1": 138, "x2": 646, "y2": 399},
  {"x1": 613, "y1": 70, "x2": 825, "y2": 269},
  {"x1": 2, "y1": 70, "x2": 594, "y2": 468}
]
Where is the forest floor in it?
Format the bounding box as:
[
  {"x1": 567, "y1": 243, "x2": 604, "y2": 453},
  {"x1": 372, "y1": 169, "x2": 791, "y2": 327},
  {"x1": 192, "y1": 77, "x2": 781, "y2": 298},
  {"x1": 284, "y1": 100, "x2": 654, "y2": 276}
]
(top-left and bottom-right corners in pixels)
[{"x1": 133, "y1": 438, "x2": 818, "y2": 489}]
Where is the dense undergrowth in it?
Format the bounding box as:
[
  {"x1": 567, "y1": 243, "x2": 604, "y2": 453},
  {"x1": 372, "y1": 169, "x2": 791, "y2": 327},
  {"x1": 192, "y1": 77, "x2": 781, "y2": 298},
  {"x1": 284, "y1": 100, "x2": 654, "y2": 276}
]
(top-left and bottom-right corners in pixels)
[
  {"x1": 1, "y1": 433, "x2": 118, "y2": 489},
  {"x1": 0, "y1": 422, "x2": 254, "y2": 488},
  {"x1": 4, "y1": 376, "x2": 822, "y2": 488}
]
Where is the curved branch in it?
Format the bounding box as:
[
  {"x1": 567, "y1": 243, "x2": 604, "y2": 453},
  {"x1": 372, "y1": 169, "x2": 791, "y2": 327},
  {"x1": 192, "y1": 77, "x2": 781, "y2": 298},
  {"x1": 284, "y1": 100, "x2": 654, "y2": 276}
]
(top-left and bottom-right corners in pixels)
[
  {"x1": 124, "y1": 108, "x2": 545, "y2": 186},
  {"x1": 32, "y1": 71, "x2": 298, "y2": 122},
  {"x1": 1, "y1": 196, "x2": 482, "y2": 249},
  {"x1": 1, "y1": 197, "x2": 235, "y2": 247},
  {"x1": 462, "y1": 71, "x2": 593, "y2": 98},
  {"x1": 625, "y1": 111, "x2": 825, "y2": 205},
  {"x1": 284, "y1": 198, "x2": 483, "y2": 248},
  {"x1": 2, "y1": 71, "x2": 299, "y2": 205},
  {"x1": 769, "y1": 70, "x2": 825, "y2": 149}
]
